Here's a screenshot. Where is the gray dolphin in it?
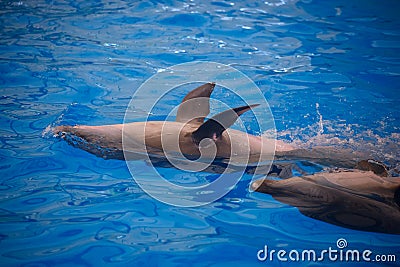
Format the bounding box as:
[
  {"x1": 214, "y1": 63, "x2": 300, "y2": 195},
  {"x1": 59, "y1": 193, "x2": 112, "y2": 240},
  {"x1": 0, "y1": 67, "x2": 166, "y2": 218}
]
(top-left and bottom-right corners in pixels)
[
  {"x1": 54, "y1": 82, "x2": 371, "y2": 169},
  {"x1": 53, "y1": 83, "x2": 282, "y2": 163},
  {"x1": 252, "y1": 169, "x2": 400, "y2": 234}
]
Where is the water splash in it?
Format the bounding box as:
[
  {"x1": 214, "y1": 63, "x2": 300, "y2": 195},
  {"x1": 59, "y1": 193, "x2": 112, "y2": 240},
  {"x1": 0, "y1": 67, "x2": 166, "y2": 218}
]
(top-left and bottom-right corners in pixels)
[
  {"x1": 268, "y1": 119, "x2": 400, "y2": 172},
  {"x1": 315, "y1": 102, "x2": 324, "y2": 135}
]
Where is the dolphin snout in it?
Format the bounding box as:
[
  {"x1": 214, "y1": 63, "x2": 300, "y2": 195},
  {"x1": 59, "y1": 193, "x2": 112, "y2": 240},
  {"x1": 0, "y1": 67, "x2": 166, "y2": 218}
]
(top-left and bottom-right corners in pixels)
[
  {"x1": 251, "y1": 179, "x2": 276, "y2": 192},
  {"x1": 52, "y1": 125, "x2": 74, "y2": 137}
]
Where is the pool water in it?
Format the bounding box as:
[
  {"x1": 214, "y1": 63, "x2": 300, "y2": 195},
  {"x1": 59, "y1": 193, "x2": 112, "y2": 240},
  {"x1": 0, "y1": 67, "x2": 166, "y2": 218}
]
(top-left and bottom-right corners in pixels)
[{"x1": 1, "y1": 0, "x2": 399, "y2": 266}]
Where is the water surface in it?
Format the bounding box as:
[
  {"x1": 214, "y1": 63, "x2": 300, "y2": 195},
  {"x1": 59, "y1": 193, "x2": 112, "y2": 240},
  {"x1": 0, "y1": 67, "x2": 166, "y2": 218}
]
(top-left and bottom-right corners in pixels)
[{"x1": 1, "y1": 0, "x2": 399, "y2": 266}]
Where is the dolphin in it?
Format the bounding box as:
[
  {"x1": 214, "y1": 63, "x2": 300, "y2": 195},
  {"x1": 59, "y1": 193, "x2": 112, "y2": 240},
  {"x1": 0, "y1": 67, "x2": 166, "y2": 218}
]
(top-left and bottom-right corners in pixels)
[
  {"x1": 54, "y1": 82, "x2": 372, "y2": 170},
  {"x1": 53, "y1": 83, "x2": 280, "y2": 164},
  {"x1": 251, "y1": 169, "x2": 400, "y2": 234}
]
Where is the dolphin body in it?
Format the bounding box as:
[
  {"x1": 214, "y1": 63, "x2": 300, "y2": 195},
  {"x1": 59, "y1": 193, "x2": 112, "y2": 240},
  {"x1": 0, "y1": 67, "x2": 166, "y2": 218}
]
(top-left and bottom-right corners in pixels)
[
  {"x1": 53, "y1": 82, "x2": 367, "y2": 169},
  {"x1": 252, "y1": 169, "x2": 400, "y2": 234},
  {"x1": 54, "y1": 83, "x2": 285, "y2": 165}
]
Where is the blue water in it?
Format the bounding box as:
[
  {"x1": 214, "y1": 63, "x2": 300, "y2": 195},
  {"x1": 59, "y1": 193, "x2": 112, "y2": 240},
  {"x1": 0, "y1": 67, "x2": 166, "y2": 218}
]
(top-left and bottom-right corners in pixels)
[{"x1": 1, "y1": 0, "x2": 400, "y2": 266}]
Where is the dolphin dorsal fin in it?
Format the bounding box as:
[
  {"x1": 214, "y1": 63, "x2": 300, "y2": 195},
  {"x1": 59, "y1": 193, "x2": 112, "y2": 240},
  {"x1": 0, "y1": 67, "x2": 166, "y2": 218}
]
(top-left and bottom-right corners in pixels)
[
  {"x1": 176, "y1": 82, "x2": 216, "y2": 125},
  {"x1": 191, "y1": 104, "x2": 259, "y2": 145}
]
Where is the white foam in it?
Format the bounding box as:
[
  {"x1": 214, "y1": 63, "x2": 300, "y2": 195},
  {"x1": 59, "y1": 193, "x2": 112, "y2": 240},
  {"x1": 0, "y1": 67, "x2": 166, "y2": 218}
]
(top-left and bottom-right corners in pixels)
[{"x1": 265, "y1": 119, "x2": 400, "y2": 169}]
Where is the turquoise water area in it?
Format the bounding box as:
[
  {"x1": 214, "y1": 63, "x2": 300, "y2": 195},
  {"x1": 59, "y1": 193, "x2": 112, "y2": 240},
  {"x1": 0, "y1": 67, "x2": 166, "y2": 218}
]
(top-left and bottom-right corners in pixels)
[{"x1": 1, "y1": 0, "x2": 400, "y2": 266}]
